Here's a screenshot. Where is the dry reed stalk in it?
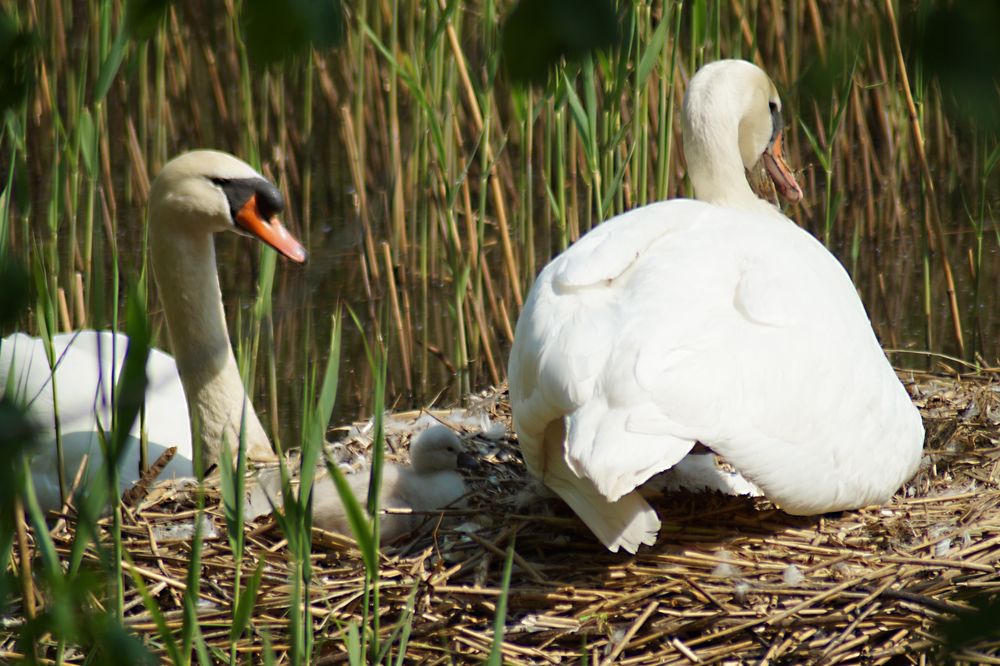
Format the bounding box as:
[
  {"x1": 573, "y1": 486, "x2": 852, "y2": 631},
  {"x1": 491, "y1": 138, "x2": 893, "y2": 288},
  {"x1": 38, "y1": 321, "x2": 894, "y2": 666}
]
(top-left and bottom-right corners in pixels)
[
  {"x1": 14, "y1": 498, "x2": 36, "y2": 622},
  {"x1": 433, "y1": 0, "x2": 522, "y2": 309},
  {"x1": 339, "y1": 104, "x2": 380, "y2": 282},
  {"x1": 882, "y1": 0, "x2": 965, "y2": 358},
  {"x1": 469, "y1": 295, "x2": 500, "y2": 386},
  {"x1": 56, "y1": 287, "x2": 71, "y2": 332},
  {"x1": 73, "y1": 272, "x2": 86, "y2": 328},
  {"x1": 381, "y1": 241, "x2": 412, "y2": 393}
]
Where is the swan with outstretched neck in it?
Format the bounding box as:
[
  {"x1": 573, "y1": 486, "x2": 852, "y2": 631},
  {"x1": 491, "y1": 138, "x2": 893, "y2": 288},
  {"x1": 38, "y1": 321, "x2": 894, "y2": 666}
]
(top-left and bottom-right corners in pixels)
[
  {"x1": 508, "y1": 60, "x2": 924, "y2": 553},
  {"x1": 1, "y1": 150, "x2": 306, "y2": 511}
]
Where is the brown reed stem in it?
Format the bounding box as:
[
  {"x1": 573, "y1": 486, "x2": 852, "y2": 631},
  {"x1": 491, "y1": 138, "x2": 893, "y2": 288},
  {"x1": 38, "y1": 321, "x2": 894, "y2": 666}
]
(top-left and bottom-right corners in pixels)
[
  {"x1": 14, "y1": 498, "x2": 36, "y2": 623},
  {"x1": 381, "y1": 241, "x2": 412, "y2": 393},
  {"x1": 340, "y1": 104, "x2": 381, "y2": 282},
  {"x1": 883, "y1": 0, "x2": 965, "y2": 357},
  {"x1": 435, "y1": 0, "x2": 522, "y2": 309},
  {"x1": 56, "y1": 287, "x2": 71, "y2": 332},
  {"x1": 73, "y1": 272, "x2": 86, "y2": 328}
]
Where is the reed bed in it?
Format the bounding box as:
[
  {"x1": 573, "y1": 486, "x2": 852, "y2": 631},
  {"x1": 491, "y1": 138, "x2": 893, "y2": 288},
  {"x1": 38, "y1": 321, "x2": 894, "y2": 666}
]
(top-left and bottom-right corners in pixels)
[{"x1": 3, "y1": 372, "x2": 998, "y2": 664}]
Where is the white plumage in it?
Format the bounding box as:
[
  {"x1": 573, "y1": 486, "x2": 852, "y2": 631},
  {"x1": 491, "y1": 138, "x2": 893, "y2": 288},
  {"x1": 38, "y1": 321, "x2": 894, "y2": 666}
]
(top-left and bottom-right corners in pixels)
[
  {"x1": 1, "y1": 331, "x2": 192, "y2": 511},
  {"x1": 1, "y1": 150, "x2": 306, "y2": 512},
  {"x1": 508, "y1": 60, "x2": 924, "y2": 553}
]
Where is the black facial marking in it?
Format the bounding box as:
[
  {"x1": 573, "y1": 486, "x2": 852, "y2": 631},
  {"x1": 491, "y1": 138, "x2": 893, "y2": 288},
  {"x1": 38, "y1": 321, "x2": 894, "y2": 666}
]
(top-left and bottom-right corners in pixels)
[
  {"x1": 210, "y1": 177, "x2": 285, "y2": 221},
  {"x1": 769, "y1": 102, "x2": 783, "y2": 144}
]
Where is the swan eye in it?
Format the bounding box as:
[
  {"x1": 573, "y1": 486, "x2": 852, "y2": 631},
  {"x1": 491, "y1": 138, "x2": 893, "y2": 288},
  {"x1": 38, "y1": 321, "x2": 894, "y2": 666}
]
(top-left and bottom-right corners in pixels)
[
  {"x1": 768, "y1": 102, "x2": 783, "y2": 142},
  {"x1": 210, "y1": 177, "x2": 285, "y2": 222}
]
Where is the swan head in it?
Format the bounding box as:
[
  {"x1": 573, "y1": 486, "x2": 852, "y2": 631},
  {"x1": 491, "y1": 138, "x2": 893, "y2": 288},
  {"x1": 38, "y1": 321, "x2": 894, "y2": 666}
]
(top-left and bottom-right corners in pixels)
[
  {"x1": 149, "y1": 150, "x2": 306, "y2": 263},
  {"x1": 410, "y1": 425, "x2": 477, "y2": 474},
  {"x1": 682, "y1": 60, "x2": 803, "y2": 209}
]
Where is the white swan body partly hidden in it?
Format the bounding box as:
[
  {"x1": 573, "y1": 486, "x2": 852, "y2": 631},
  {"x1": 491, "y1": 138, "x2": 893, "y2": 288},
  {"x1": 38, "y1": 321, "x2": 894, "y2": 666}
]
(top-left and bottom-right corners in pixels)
[
  {"x1": 313, "y1": 425, "x2": 472, "y2": 543},
  {"x1": 508, "y1": 60, "x2": 925, "y2": 554},
  {"x1": 0, "y1": 150, "x2": 306, "y2": 512}
]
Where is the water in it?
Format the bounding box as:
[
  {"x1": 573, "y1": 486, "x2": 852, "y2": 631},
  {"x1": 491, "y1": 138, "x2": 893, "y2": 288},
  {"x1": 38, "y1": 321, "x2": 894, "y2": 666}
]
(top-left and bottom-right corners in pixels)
[{"x1": 244, "y1": 180, "x2": 1000, "y2": 451}]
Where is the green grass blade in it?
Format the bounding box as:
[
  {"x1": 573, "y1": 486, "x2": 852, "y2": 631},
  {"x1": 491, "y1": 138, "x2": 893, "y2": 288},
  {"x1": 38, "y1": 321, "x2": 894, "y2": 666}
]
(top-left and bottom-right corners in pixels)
[
  {"x1": 321, "y1": 458, "x2": 376, "y2": 573},
  {"x1": 486, "y1": 533, "x2": 516, "y2": 666},
  {"x1": 346, "y1": 622, "x2": 363, "y2": 666},
  {"x1": 798, "y1": 119, "x2": 830, "y2": 172},
  {"x1": 112, "y1": 285, "x2": 152, "y2": 466},
  {"x1": 229, "y1": 557, "x2": 265, "y2": 644},
  {"x1": 94, "y1": 30, "x2": 129, "y2": 102},
  {"x1": 387, "y1": 580, "x2": 419, "y2": 666},
  {"x1": 636, "y1": 11, "x2": 670, "y2": 88},
  {"x1": 562, "y1": 71, "x2": 590, "y2": 155},
  {"x1": 299, "y1": 311, "x2": 342, "y2": 503}
]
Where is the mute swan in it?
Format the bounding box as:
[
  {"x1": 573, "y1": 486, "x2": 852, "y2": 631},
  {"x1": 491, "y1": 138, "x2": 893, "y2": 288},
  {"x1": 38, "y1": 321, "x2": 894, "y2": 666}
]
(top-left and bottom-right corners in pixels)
[
  {"x1": 313, "y1": 425, "x2": 473, "y2": 543},
  {"x1": 508, "y1": 60, "x2": 925, "y2": 554},
  {"x1": 0, "y1": 150, "x2": 306, "y2": 512}
]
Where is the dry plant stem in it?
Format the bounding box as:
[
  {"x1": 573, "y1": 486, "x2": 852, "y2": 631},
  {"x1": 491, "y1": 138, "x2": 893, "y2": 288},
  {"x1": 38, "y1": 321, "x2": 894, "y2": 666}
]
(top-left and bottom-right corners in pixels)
[
  {"x1": 470, "y1": 296, "x2": 500, "y2": 386},
  {"x1": 381, "y1": 241, "x2": 412, "y2": 392},
  {"x1": 49, "y1": 453, "x2": 92, "y2": 538},
  {"x1": 0, "y1": 652, "x2": 58, "y2": 665},
  {"x1": 882, "y1": 0, "x2": 965, "y2": 357},
  {"x1": 73, "y1": 273, "x2": 86, "y2": 328},
  {"x1": 434, "y1": 0, "x2": 522, "y2": 311},
  {"x1": 340, "y1": 104, "x2": 381, "y2": 283},
  {"x1": 56, "y1": 287, "x2": 71, "y2": 332},
  {"x1": 14, "y1": 498, "x2": 36, "y2": 621},
  {"x1": 600, "y1": 600, "x2": 660, "y2": 666}
]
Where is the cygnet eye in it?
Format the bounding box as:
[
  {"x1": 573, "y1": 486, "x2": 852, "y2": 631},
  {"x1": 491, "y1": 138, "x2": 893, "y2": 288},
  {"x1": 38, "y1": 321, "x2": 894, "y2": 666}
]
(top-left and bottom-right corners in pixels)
[{"x1": 768, "y1": 101, "x2": 778, "y2": 112}]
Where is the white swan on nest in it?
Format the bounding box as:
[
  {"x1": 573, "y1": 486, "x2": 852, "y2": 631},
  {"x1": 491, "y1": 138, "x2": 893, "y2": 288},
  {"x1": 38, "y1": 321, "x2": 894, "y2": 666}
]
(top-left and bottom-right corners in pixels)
[
  {"x1": 1, "y1": 150, "x2": 306, "y2": 512},
  {"x1": 312, "y1": 425, "x2": 472, "y2": 543},
  {"x1": 508, "y1": 60, "x2": 924, "y2": 553}
]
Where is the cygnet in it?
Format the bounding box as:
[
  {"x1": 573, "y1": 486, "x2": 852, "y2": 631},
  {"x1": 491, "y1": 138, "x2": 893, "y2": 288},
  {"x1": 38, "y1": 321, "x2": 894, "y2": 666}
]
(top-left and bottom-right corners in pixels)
[{"x1": 313, "y1": 425, "x2": 474, "y2": 543}]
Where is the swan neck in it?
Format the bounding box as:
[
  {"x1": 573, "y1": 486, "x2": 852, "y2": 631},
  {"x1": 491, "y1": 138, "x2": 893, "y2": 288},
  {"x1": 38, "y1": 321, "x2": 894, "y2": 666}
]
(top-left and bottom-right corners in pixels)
[
  {"x1": 149, "y1": 215, "x2": 271, "y2": 462},
  {"x1": 683, "y1": 90, "x2": 781, "y2": 217},
  {"x1": 685, "y1": 117, "x2": 754, "y2": 204}
]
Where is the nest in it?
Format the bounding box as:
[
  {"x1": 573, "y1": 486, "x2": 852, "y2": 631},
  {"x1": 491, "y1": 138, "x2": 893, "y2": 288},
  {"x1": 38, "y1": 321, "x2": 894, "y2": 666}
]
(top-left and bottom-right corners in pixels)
[{"x1": 7, "y1": 371, "x2": 1000, "y2": 664}]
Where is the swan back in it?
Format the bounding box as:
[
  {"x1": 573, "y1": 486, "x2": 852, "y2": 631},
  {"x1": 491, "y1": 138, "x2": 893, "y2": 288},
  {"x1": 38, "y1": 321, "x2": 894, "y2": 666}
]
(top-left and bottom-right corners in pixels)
[{"x1": 2, "y1": 331, "x2": 194, "y2": 511}]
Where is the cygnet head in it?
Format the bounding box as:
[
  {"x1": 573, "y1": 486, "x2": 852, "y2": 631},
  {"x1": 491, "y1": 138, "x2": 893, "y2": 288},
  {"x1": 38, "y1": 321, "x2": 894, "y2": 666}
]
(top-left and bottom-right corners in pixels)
[
  {"x1": 682, "y1": 60, "x2": 802, "y2": 209},
  {"x1": 410, "y1": 425, "x2": 476, "y2": 474},
  {"x1": 149, "y1": 150, "x2": 307, "y2": 263}
]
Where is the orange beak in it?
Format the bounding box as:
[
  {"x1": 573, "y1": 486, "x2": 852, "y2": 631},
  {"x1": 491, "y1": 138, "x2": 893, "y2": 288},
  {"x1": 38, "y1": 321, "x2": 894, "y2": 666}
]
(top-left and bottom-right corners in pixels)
[
  {"x1": 762, "y1": 130, "x2": 803, "y2": 204},
  {"x1": 235, "y1": 195, "x2": 307, "y2": 263}
]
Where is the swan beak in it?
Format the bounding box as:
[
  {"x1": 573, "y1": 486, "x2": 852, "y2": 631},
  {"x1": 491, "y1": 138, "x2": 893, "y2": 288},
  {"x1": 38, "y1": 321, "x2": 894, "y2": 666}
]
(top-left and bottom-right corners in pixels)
[
  {"x1": 235, "y1": 195, "x2": 308, "y2": 263},
  {"x1": 762, "y1": 130, "x2": 803, "y2": 203}
]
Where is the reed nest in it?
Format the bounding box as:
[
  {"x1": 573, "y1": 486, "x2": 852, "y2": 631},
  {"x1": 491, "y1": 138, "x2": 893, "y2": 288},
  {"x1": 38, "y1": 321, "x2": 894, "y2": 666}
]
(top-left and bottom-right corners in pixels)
[{"x1": 17, "y1": 371, "x2": 1000, "y2": 664}]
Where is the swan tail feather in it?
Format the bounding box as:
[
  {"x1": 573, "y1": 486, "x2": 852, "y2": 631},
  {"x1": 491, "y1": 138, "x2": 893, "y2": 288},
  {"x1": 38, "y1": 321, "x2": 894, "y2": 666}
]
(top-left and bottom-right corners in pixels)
[{"x1": 541, "y1": 419, "x2": 661, "y2": 553}]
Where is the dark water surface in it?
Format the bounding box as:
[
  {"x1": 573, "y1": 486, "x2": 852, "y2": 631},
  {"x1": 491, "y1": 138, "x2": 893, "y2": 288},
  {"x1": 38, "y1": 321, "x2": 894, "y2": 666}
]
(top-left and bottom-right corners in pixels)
[{"x1": 238, "y1": 184, "x2": 1000, "y2": 450}]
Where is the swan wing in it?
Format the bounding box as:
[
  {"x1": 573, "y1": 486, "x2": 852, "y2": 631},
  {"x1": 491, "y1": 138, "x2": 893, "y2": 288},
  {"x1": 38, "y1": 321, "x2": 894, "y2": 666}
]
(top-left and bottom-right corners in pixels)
[
  {"x1": 510, "y1": 200, "x2": 923, "y2": 549},
  {"x1": 1, "y1": 331, "x2": 194, "y2": 511}
]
